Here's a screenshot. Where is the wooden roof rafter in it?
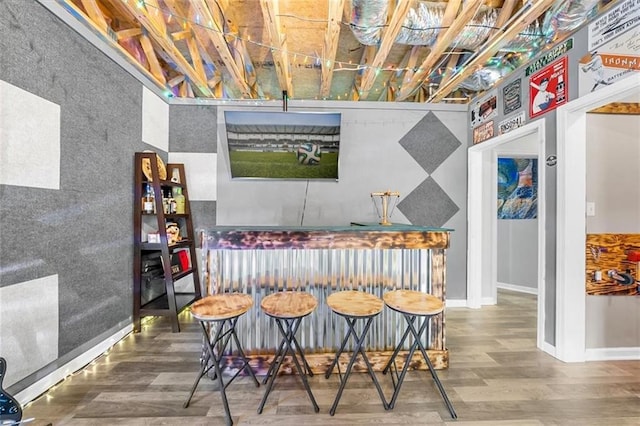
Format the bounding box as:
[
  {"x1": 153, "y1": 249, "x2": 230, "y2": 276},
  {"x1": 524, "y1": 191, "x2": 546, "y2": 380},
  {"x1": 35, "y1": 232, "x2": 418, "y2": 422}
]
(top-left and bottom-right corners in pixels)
[
  {"x1": 59, "y1": 0, "x2": 170, "y2": 91},
  {"x1": 378, "y1": 45, "x2": 419, "y2": 102},
  {"x1": 189, "y1": 0, "x2": 255, "y2": 98},
  {"x1": 438, "y1": 0, "x2": 516, "y2": 88},
  {"x1": 397, "y1": 0, "x2": 481, "y2": 101},
  {"x1": 430, "y1": 0, "x2": 558, "y2": 102},
  {"x1": 349, "y1": 45, "x2": 376, "y2": 101},
  {"x1": 260, "y1": 0, "x2": 294, "y2": 98},
  {"x1": 79, "y1": 0, "x2": 109, "y2": 32},
  {"x1": 162, "y1": 0, "x2": 222, "y2": 92},
  {"x1": 217, "y1": 0, "x2": 264, "y2": 98},
  {"x1": 139, "y1": 32, "x2": 168, "y2": 84},
  {"x1": 320, "y1": 0, "x2": 345, "y2": 97},
  {"x1": 358, "y1": 0, "x2": 413, "y2": 99},
  {"x1": 116, "y1": 0, "x2": 214, "y2": 96}
]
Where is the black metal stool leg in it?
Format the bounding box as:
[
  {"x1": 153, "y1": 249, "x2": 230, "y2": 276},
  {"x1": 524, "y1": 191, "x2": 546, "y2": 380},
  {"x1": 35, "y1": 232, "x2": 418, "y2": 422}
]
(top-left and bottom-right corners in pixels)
[
  {"x1": 408, "y1": 317, "x2": 457, "y2": 419},
  {"x1": 257, "y1": 334, "x2": 287, "y2": 414},
  {"x1": 229, "y1": 323, "x2": 260, "y2": 387},
  {"x1": 263, "y1": 336, "x2": 287, "y2": 385},
  {"x1": 191, "y1": 320, "x2": 234, "y2": 426},
  {"x1": 183, "y1": 351, "x2": 212, "y2": 408},
  {"x1": 382, "y1": 319, "x2": 413, "y2": 374},
  {"x1": 387, "y1": 316, "x2": 425, "y2": 409},
  {"x1": 325, "y1": 324, "x2": 353, "y2": 379},
  {"x1": 329, "y1": 316, "x2": 388, "y2": 416},
  {"x1": 258, "y1": 316, "x2": 319, "y2": 413},
  {"x1": 184, "y1": 319, "x2": 227, "y2": 408},
  {"x1": 289, "y1": 332, "x2": 314, "y2": 377},
  {"x1": 277, "y1": 318, "x2": 319, "y2": 412}
]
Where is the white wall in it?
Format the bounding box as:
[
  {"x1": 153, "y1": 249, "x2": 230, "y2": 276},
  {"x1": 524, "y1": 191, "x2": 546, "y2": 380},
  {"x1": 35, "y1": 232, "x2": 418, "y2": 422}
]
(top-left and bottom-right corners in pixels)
[{"x1": 585, "y1": 113, "x2": 640, "y2": 349}]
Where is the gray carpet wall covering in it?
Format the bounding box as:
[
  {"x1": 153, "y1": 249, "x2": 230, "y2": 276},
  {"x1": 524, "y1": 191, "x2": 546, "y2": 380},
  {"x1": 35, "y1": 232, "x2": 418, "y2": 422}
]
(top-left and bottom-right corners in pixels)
[{"x1": 0, "y1": 0, "x2": 468, "y2": 395}]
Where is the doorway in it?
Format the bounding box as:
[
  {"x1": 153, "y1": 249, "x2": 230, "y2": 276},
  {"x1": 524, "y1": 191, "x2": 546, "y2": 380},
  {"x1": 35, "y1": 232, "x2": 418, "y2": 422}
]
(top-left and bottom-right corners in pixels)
[
  {"x1": 555, "y1": 74, "x2": 640, "y2": 362},
  {"x1": 467, "y1": 120, "x2": 547, "y2": 351}
]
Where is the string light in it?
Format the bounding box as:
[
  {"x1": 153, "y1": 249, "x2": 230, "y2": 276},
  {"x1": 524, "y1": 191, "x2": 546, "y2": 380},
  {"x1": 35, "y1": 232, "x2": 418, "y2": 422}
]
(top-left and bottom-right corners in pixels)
[
  {"x1": 127, "y1": 0, "x2": 549, "y2": 100},
  {"x1": 128, "y1": 0, "x2": 504, "y2": 76}
]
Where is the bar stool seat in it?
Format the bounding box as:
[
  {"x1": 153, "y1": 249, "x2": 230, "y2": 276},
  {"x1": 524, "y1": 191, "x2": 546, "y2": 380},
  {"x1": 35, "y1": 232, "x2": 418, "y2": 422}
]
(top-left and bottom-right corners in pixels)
[
  {"x1": 184, "y1": 293, "x2": 259, "y2": 426},
  {"x1": 258, "y1": 291, "x2": 319, "y2": 414},
  {"x1": 383, "y1": 289, "x2": 456, "y2": 418},
  {"x1": 325, "y1": 290, "x2": 389, "y2": 416}
]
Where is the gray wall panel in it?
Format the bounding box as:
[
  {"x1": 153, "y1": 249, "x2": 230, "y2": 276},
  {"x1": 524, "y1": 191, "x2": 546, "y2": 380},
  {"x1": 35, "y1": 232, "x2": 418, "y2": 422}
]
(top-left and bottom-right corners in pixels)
[
  {"x1": 169, "y1": 105, "x2": 217, "y2": 153},
  {"x1": 190, "y1": 201, "x2": 218, "y2": 244},
  {"x1": 1, "y1": 0, "x2": 146, "y2": 391}
]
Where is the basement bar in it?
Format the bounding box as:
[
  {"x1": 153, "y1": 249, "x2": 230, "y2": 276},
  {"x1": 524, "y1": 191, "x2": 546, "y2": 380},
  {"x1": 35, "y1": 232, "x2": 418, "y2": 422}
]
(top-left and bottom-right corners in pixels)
[{"x1": 200, "y1": 224, "x2": 452, "y2": 371}]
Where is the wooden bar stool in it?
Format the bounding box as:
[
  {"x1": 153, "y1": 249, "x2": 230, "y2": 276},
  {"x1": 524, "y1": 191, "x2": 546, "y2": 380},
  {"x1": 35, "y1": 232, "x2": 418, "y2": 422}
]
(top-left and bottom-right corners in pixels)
[
  {"x1": 382, "y1": 289, "x2": 456, "y2": 418},
  {"x1": 184, "y1": 293, "x2": 260, "y2": 426},
  {"x1": 258, "y1": 291, "x2": 319, "y2": 414},
  {"x1": 325, "y1": 290, "x2": 389, "y2": 416}
]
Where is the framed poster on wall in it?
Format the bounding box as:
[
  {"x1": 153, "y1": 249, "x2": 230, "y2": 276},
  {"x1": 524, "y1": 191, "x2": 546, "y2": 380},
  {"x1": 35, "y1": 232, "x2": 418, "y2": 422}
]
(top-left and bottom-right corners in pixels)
[
  {"x1": 502, "y1": 79, "x2": 522, "y2": 115},
  {"x1": 529, "y1": 56, "x2": 568, "y2": 119},
  {"x1": 497, "y1": 158, "x2": 537, "y2": 220}
]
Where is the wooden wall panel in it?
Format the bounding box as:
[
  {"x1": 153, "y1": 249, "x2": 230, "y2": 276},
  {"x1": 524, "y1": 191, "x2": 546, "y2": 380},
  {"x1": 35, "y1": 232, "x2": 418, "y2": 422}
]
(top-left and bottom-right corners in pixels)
[{"x1": 585, "y1": 234, "x2": 640, "y2": 295}]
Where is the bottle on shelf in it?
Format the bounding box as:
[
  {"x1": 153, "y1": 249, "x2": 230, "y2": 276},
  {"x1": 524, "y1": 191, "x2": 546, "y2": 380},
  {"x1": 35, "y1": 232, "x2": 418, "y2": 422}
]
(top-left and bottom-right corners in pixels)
[
  {"x1": 142, "y1": 183, "x2": 155, "y2": 214},
  {"x1": 173, "y1": 187, "x2": 185, "y2": 214}
]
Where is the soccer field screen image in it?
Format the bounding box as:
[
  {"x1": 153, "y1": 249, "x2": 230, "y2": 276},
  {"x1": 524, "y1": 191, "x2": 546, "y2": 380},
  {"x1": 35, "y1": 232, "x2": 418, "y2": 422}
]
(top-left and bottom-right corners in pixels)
[{"x1": 224, "y1": 111, "x2": 341, "y2": 180}]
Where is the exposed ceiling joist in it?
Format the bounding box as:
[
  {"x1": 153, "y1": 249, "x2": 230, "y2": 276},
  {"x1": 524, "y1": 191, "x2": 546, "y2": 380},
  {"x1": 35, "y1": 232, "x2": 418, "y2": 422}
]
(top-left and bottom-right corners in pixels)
[
  {"x1": 189, "y1": 0, "x2": 255, "y2": 98},
  {"x1": 358, "y1": 0, "x2": 413, "y2": 99},
  {"x1": 430, "y1": 0, "x2": 558, "y2": 102},
  {"x1": 80, "y1": 0, "x2": 108, "y2": 32},
  {"x1": 118, "y1": 0, "x2": 214, "y2": 96},
  {"x1": 143, "y1": 0, "x2": 167, "y2": 36},
  {"x1": 494, "y1": 0, "x2": 519, "y2": 29},
  {"x1": 139, "y1": 34, "x2": 167, "y2": 84},
  {"x1": 162, "y1": 0, "x2": 220, "y2": 90},
  {"x1": 260, "y1": 0, "x2": 294, "y2": 98},
  {"x1": 320, "y1": 0, "x2": 345, "y2": 97},
  {"x1": 116, "y1": 27, "x2": 143, "y2": 40},
  {"x1": 350, "y1": 45, "x2": 377, "y2": 101},
  {"x1": 217, "y1": 0, "x2": 264, "y2": 98},
  {"x1": 398, "y1": 0, "x2": 480, "y2": 101},
  {"x1": 56, "y1": 0, "x2": 597, "y2": 104},
  {"x1": 60, "y1": 0, "x2": 168, "y2": 90}
]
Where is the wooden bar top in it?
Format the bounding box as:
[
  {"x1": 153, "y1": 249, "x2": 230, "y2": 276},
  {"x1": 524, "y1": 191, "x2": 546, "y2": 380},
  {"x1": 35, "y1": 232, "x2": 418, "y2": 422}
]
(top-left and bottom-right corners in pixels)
[
  {"x1": 202, "y1": 224, "x2": 452, "y2": 250},
  {"x1": 261, "y1": 291, "x2": 318, "y2": 319},
  {"x1": 326, "y1": 291, "x2": 384, "y2": 317},
  {"x1": 383, "y1": 290, "x2": 444, "y2": 316}
]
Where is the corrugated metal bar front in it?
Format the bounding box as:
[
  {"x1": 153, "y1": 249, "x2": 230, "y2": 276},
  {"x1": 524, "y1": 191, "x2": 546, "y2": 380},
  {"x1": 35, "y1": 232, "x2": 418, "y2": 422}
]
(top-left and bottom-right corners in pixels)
[{"x1": 202, "y1": 247, "x2": 445, "y2": 353}]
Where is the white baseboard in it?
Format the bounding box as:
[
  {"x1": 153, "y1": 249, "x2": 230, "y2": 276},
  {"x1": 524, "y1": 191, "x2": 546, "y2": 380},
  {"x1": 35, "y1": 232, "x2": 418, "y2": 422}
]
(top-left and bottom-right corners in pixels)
[
  {"x1": 482, "y1": 296, "x2": 497, "y2": 305},
  {"x1": 585, "y1": 347, "x2": 640, "y2": 361},
  {"x1": 445, "y1": 299, "x2": 467, "y2": 307},
  {"x1": 15, "y1": 324, "x2": 133, "y2": 406},
  {"x1": 542, "y1": 341, "x2": 556, "y2": 358},
  {"x1": 497, "y1": 281, "x2": 538, "y2": 295}
]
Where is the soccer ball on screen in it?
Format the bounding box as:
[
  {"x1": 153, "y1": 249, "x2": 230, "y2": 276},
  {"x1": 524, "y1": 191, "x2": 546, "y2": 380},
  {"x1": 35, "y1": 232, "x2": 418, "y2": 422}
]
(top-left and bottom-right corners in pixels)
[{"x1": 296, "y1": 143, "x2": 322, "y2": 165}]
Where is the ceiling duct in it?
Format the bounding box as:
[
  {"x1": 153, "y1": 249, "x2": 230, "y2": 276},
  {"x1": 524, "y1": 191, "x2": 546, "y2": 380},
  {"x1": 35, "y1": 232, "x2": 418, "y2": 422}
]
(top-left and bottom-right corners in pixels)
[
  {"x1": 349, "y1": 0, "x2": 388, "y2": 46},
  {"x1": 542, "y1": 0, "x2": 601, "y2": 34},
  {"x1": 349, "y1": 0, "x2": 600, "y2": 93},
  {"x1": 397, "y1": 2, "x2": 499, "y2": 49},
  {"x1": 350, "y1": 1, "x2": 545, "y2": 51},
  {"x1": 459, "y1": 0, "x2": 601, "y2": 92}
]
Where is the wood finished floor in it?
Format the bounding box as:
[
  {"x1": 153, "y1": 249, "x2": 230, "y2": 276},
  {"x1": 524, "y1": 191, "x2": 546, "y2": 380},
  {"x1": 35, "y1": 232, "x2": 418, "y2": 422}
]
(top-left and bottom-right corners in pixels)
[{"x1": 23, "y1": 290, "x2": 640, "y2": 425}]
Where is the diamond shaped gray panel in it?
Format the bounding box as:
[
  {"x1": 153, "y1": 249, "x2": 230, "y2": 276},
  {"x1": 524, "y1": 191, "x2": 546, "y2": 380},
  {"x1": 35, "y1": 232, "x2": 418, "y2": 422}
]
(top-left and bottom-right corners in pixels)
[
  {"x1": 398, "y1": 177, "x2": 459, "y2": 227},
  {"x1": 399, "y1": 112, "x2": 461, "y2": 175}
]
